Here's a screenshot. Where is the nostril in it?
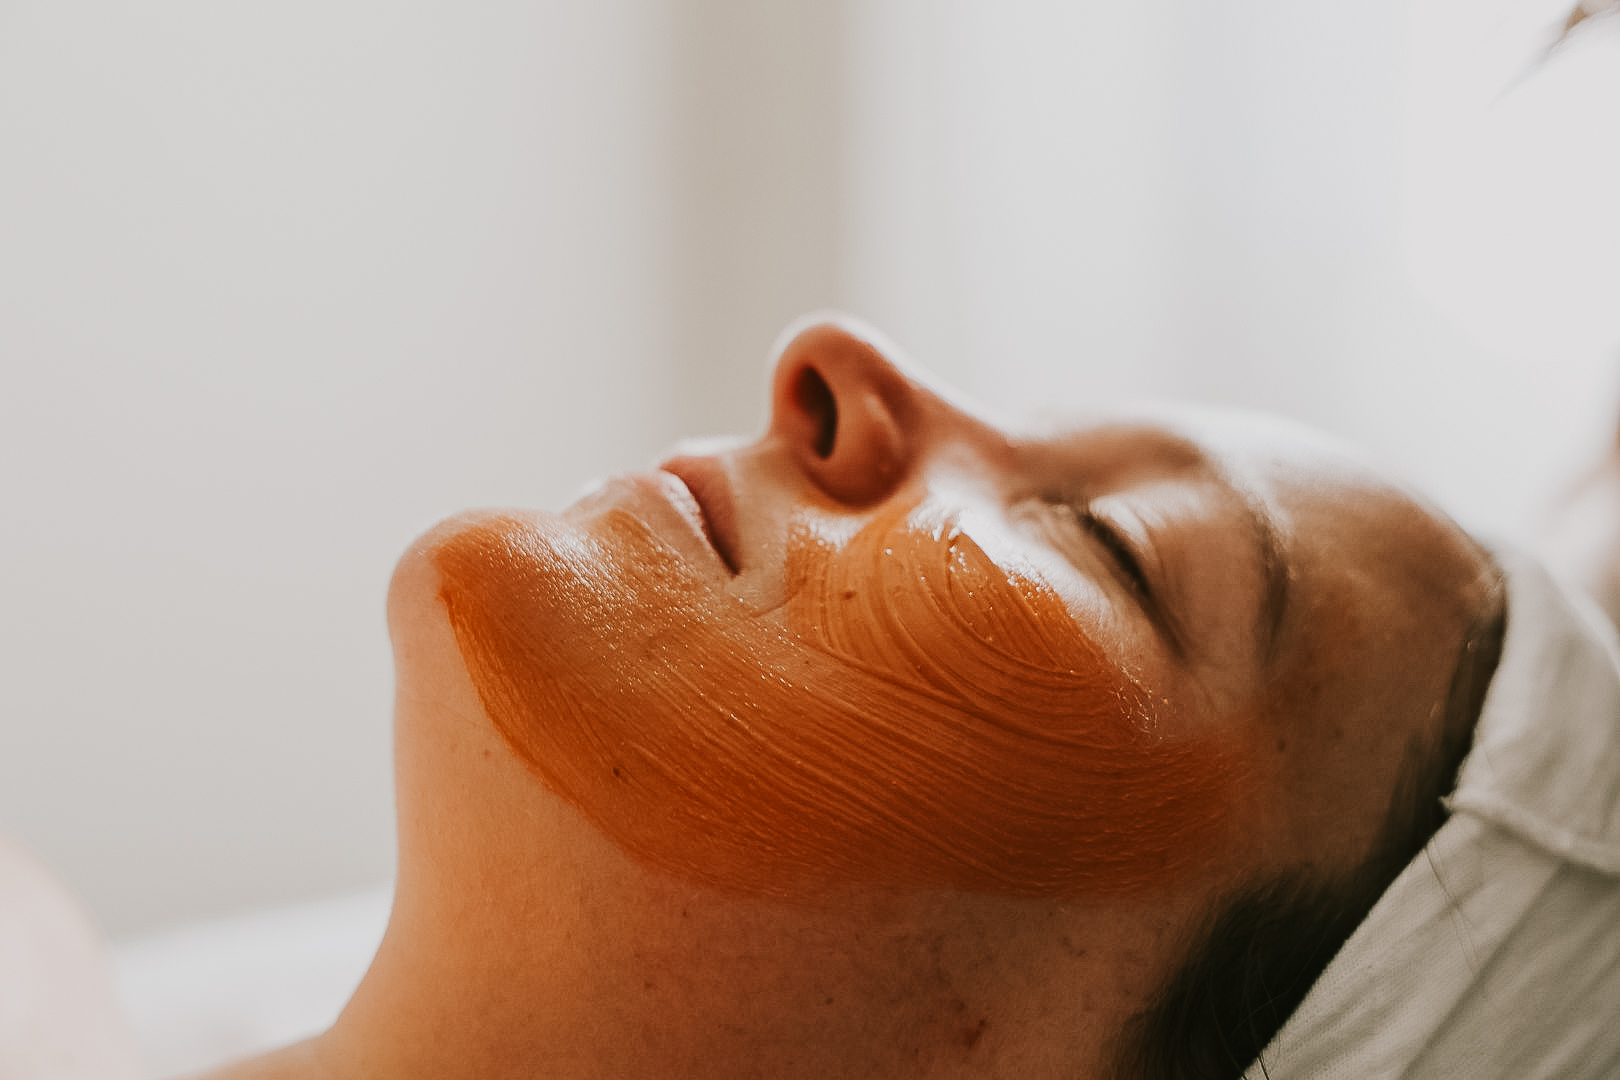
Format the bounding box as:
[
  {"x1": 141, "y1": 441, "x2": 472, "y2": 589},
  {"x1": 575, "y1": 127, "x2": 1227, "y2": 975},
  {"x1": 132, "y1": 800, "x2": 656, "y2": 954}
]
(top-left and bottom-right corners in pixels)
[{"x1": 794, "y1": 366, "x2": 838, "y2": 459}]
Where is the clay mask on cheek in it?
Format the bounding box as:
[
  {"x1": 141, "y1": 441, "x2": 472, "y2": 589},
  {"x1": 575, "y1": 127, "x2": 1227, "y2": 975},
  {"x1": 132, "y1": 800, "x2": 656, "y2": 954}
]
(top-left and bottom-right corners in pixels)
[{"x1": 432, "y1": 500, "x2": 1245, "y2": 900}]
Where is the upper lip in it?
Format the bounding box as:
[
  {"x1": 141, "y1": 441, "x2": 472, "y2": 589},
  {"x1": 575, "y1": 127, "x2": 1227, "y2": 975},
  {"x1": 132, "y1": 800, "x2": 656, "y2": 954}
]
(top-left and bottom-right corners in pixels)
[{"x1": 659, "y1": 455, "x2": 742, "y2": 575}]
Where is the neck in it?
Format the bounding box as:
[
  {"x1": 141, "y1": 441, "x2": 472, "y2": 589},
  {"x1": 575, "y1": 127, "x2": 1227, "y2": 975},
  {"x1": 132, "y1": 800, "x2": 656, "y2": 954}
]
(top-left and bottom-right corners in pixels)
[
  {"x1": 203, "y1": 558, "x2": 1219, "y2": 1080},
  {"x1": 199, "y1": 744, "x2": 1205, "y2": 1080},
  {"x1": 201, "y1": 821, "x2": 1187, "y2": 1080}
]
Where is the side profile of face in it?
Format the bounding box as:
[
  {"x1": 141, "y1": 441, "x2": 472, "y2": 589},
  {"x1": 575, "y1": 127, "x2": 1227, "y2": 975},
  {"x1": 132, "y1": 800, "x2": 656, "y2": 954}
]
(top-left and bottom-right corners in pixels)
[{"x1": 370, "y1": 318, "x2": 1494, "y2": 1079}]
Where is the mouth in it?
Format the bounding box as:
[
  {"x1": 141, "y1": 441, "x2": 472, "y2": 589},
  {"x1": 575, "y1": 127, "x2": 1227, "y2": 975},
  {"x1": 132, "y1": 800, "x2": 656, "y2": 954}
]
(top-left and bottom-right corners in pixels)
[{"x1": 659, "y1": 455, "x2": 742, "y2": 576}]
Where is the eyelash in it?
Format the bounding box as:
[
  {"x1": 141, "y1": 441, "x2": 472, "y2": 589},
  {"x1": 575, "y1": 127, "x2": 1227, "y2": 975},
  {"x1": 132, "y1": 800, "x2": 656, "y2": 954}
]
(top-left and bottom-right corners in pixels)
[{"x1": 1061, "y1": 503, "x2": 1153, "y2": 599}]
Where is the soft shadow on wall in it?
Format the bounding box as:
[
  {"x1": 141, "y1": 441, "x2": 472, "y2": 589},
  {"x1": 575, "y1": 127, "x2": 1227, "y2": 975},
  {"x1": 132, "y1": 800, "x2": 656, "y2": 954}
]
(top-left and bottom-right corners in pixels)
[{"x1": 0, "y1": 0, "x2": 1612, "y2": 937}]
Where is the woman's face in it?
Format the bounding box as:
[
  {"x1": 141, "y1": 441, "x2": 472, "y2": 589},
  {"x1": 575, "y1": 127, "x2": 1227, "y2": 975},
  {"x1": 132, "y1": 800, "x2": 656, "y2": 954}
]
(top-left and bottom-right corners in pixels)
[{"x1": 392, "y1": 318, "x2": 1493, "y2": 910}]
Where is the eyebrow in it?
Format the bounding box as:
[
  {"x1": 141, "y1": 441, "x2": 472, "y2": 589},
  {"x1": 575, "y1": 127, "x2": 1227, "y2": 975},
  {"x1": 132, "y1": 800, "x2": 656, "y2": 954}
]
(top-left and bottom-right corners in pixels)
[{"x1": 1233, "y1": 480, "x2": 1290, "y2": 664}]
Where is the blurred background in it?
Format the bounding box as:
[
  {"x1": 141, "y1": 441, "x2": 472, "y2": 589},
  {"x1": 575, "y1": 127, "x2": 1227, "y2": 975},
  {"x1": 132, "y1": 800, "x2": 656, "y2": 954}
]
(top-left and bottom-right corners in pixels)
[{"x1": 1, "y1": 0, "x2": 1617, "y2": 944}]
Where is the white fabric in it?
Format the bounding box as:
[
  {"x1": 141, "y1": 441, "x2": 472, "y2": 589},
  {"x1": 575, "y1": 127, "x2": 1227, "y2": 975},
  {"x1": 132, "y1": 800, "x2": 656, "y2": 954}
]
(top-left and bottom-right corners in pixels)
[{"x1": 1245, "y1": 548, "x2": 1620, "y2": 1079}]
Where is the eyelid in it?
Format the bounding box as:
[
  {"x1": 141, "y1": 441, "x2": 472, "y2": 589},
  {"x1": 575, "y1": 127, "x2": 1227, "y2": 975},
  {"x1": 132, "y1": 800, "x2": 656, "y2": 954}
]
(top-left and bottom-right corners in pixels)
[
  {"x1": 1050, "y1": 495, "x2": 1186, "y2": 657},
  {"x1": 1032, "y1": 494, "x2": 1153, "y2": 600},
  {"x1": 1077, "y1": 504, "x2": 1152, "y2": 599}
]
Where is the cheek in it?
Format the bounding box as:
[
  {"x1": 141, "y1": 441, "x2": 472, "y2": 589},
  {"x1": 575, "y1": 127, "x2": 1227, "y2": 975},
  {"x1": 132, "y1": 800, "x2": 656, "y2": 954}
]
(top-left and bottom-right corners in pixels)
[
  {"x1": 780, "y1": 504, "x2": 1252, "y2": 894},
  {"x1": 433, "y1": 505, "x2": 1251, "y2": 901}
]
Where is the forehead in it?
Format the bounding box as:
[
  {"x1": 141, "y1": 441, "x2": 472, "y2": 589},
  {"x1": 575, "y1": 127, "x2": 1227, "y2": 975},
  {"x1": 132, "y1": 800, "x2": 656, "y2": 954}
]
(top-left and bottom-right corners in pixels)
[
  {"x1": 1006, "y1": 401, "x2": 1391, "y2": 517},
  {"x1": 1012, "y1": 401, "x2": 1368, "y2": 475},
  {"x1": 998, "y1": 403, "x2": 1347, "y2": 548}
]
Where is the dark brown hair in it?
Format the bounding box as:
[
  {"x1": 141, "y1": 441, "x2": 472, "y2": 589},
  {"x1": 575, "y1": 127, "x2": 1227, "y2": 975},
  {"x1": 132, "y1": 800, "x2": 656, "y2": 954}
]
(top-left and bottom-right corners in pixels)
[{"x1": 1115, "y1": 569, "x2": 1507, "y2": 1079}]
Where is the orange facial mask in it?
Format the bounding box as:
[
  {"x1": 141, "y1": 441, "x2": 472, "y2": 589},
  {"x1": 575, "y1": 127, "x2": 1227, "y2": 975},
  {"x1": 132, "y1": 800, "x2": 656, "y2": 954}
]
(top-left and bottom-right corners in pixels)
[{"x1": 432, "y1": 497, "x2": 1242, "y2": 900}]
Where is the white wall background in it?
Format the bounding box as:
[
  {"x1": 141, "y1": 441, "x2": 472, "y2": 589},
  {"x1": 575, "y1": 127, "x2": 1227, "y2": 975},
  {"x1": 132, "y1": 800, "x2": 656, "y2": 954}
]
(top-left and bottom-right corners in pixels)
[{"x1": 1, "y1": 0, "x2": 1615, "y2": 938}]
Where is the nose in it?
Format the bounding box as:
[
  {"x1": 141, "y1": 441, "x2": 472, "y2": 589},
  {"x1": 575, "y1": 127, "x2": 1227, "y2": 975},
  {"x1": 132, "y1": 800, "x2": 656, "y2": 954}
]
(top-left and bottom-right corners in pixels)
[{"x1": 767, "y1": 320, "x2": 933, "y2": 506}]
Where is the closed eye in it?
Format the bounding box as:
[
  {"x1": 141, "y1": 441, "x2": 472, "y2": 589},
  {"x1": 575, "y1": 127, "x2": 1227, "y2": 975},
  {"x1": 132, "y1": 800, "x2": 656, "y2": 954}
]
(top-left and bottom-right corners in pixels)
[
  {"x1": 1077, "y1": 505, "x2": 1153, "y2": 600},
  {"x1": 1037, "y1": 498, "x2": 1155, "y2": 602},
  {"x1": 1031, "y1": 495, "x2": 1184, "y2": 657}
]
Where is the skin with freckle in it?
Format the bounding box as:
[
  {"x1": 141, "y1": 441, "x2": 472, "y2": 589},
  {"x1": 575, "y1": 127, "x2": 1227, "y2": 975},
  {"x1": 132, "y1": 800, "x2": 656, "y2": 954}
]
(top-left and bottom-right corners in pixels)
[{"x1": 433, "y1": 491, "x2": 1249, "y2": 900}]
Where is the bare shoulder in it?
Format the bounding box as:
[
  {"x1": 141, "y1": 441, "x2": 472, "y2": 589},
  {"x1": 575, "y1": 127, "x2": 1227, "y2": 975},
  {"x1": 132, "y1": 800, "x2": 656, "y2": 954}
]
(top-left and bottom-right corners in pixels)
[{"x1": 0, "y1": 831, "x2": 143, "y2": 1080}]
